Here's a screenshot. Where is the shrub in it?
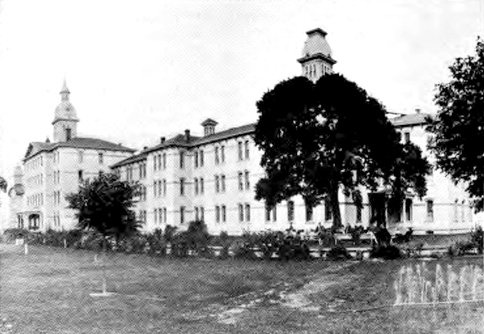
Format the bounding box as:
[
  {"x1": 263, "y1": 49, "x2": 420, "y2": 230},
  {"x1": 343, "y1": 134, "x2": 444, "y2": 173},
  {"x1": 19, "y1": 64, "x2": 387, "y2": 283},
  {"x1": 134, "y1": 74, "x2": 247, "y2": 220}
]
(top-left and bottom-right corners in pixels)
[
  {"x1": 1, "y1": 228, "x2": 30, "y2": 242},
  {"x1": 145, "y1": 229, "x2": 166, "y2": 255},
  {"x1": 371, "y1": 245, "x2": 402, "y2": 259},
  {"x1": 471, "y1": 226, "x2": 483, "y2": 254},
  {"x1": 327, "y1": 244, "x2": 351, "y2": 260}
]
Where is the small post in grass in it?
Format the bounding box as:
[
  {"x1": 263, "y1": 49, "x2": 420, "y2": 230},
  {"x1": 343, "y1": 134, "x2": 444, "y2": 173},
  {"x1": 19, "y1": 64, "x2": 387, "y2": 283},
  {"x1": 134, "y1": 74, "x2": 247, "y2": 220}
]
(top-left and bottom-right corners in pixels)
[
  {"x1": 89, "y1": 238, "x2": 116, "y2": 297},
  {"x1": 24, "y1": 242, "x2": 28, "y2": 255}
]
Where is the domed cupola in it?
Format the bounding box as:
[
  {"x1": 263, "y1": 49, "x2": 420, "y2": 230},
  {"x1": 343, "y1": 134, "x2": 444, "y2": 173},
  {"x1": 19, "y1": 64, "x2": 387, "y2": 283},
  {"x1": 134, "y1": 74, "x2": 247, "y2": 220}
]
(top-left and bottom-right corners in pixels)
[
  {"x1": 298, "y1": 28, "x2": 337, "y2": 82},
  {"x1": 52, "y1": 80, "x2": 79, "y2": 142}
]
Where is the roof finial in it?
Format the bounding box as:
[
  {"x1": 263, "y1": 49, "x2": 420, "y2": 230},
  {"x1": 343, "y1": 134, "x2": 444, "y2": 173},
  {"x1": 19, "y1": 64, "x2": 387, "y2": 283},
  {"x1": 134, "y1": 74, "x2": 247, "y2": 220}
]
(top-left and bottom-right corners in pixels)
[{"x1": 60, "y1": 78, "x2": 70, "y2": 101}]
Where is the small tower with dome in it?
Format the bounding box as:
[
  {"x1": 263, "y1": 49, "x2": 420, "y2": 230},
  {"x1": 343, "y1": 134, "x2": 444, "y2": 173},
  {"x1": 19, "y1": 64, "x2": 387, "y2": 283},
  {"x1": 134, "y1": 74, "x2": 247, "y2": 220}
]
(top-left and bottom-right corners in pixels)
[
  {"x1": 298, "y1": 28, "x2": 336, "y2": 82},
  {"x1": 52, "y1": 80, "x2": 79, "y2": 142}
]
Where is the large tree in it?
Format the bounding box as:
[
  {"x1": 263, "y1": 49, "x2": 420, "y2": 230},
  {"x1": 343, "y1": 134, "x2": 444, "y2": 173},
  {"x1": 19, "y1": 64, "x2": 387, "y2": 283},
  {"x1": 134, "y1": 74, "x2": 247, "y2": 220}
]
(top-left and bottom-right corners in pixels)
[
  {"x1": 427, "y1": 38, "x2": 484, "y2": 211},
  {"x1": 254, "y1": 74, "x2": 430, "y2": 228},
  {"x1": 66, "y1": 172, "x2": 141, "y2": 245}
]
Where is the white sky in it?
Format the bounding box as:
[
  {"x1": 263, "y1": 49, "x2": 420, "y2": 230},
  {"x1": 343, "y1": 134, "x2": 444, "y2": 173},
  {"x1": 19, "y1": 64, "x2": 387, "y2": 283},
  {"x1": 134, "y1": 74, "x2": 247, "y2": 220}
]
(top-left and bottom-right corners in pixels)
[{"x1": 0, "y1": 0, "x2": 483, "y2": 182}]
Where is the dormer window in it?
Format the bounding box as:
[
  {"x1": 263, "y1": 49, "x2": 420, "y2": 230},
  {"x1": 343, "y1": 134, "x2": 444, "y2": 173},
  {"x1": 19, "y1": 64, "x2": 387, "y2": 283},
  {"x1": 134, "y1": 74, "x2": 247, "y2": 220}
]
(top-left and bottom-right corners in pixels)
[{"x1": 65, "y1": 128, "x2": 72, "y2": 141}]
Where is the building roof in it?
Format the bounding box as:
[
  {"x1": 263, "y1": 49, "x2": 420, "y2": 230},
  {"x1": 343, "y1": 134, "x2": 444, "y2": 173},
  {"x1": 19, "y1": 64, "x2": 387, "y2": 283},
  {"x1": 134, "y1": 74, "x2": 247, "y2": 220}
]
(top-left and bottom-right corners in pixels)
[
  {"x1": 193, "y1": 123, "x2": 255, "y2": 146},
  {"x1": 391, "y1": 113, "x2": 433, "y2": 127},
  {"x1": 24, "y1": 137, "x2": 135, "y2": 160},
  {"x1": 298, "y1": 27, "x2": 335, "y2": 64},
  {"x1": 110, "y1": 124, "x2": 256, "y2": 168}
]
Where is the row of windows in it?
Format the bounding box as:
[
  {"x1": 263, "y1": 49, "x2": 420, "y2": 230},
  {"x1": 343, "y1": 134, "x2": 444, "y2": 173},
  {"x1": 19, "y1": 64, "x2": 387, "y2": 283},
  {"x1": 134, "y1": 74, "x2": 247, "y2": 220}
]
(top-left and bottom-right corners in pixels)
[
  {"x1": 53, "y1": 190, "x2": 62, "y2": 205},
  {"x1": 25, "y1": 155, "x2": 43, "y2": 171},
  {"x1": 78, "y1": 151, "x2": 104, "y2": 164},
  {"x1": 214, "y1": 174, "x2": 226, "y2": 193},
  {"x1": 154, "y1": 208, "x2": 168, "y2": 224},
  {"x1": 154, "y1": 179, "x2": 167, "y2": 197},
  {"x1": 238, "y1": 203, "x2": 251, "y2": 222},
  {"x1": 139, "y1": 186, "x2": 147, "y2": 201},
  {"x1": 238, "y1": 171, "x2": 250, "y2": 191},
  {"x1": 28, "y1": 173, "x2": 43, "y2": 188},
  {"x1": 153, "y1": 153, "x2": 167, "y2": 171},
  {"x1": 53, "y1": 213, "x2": 62, "y2": 227},
  {"x1": 53, "y1": 171, "x2": 61, "y2": 184},
  {"x1": 215, "y1": 205, "x2": 226, "y2": 223},
  {"x1": 194, "y1": 206, "x2": 205, "y2": 222},
  {"x1": 238, "y1": 141, "x2": 250, "y2": 161},
  {"x1": 194, "y1": 149, "x2": 205, "y2": 168},
  {"x1": 138, "y1": 210, "x2": 147, "y2": 224},
  {"x1": 193, "y1": 178, "x2": 205, "y2": 195},
  {"x1": 52, "y1": 151, "x2": 60, "y2": 164},
  {"x1": 27, "y1": 193, "x2": 44, "y2": 207}
]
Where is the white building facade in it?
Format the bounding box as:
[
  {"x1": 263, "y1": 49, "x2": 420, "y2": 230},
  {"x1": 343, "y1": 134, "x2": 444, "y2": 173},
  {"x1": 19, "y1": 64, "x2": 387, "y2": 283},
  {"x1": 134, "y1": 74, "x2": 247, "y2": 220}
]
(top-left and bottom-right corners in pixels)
[
  {"x1": 111, "y1": 28, "x2": 474, "y2": 236},
  {"x1": 9, "y1": 81, "x2": 134, "y2": 232}
]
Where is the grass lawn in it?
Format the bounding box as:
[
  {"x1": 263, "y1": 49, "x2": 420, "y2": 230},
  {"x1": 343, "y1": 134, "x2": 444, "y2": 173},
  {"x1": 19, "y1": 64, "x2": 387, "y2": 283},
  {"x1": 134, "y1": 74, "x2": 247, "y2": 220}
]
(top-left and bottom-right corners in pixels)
[{"x1": 0, "y1": 244, "x2": 483, "y2": 334}]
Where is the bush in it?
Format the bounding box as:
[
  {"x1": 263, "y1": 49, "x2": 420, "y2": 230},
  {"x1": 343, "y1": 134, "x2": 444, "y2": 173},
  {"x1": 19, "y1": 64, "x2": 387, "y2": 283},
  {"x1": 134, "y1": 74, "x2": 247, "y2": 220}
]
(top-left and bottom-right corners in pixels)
[
  {"x1": 1, "y1": 228, "x2": 30, "y2": 242},
  {"x1": 471, "y1": 226, "x2": 483, "y2": 254},
  {"x1": 327, "y1": 244, "x2": 351, "y2": 260},
  {"x1": 145, "y1": 229, "x2": 166, "y2": 255},
  {"x1": 371, "y1": 245, "x2": 402, "y2": 259}
]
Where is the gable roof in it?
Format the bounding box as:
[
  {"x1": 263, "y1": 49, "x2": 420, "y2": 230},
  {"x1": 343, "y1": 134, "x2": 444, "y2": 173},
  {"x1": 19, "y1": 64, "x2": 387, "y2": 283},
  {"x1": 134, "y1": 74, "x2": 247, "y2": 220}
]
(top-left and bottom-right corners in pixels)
[
  {"x1": 390, "y1": 113, "x2": 432, "y2": 127},
  {"x1": 24, "y1": 137, "x2": 135, "y2": 160},
  {"x1": 192, "y1": 123, "x2": 255, "y2": 146}
]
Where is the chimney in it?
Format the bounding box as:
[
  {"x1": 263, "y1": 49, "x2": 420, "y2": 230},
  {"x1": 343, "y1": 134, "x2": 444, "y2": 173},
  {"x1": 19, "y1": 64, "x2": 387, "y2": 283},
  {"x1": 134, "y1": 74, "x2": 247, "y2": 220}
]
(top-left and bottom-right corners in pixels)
[
  {"x1": 143, "y1": 146, "x2": 148, "y2": 150},
  {"x1": 415, "y1": 108, "x2": 421, "y2": 114},
  {"x1": 160, "y1": 137, "x2": 165, "y2": 144},
  {"x1": 185, "y1": 129, "x2": 191, "y2": 142}
]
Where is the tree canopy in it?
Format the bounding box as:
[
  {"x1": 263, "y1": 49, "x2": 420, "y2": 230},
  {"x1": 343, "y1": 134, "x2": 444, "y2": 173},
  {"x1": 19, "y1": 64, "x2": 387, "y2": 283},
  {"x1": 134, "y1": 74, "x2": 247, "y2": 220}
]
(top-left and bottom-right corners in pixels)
[
  {"x1": 254, "y1": 74, "x2": 430, "y2": 228},
  {"x1": 427, "y1": 38, "x2": 484, "y2": 211},
  {"x1": 66, "y1": 172, "x2": 141, "y2": 241},
  {"x1": 0, "y1": 176, "x2": 7, "y2": 192}
]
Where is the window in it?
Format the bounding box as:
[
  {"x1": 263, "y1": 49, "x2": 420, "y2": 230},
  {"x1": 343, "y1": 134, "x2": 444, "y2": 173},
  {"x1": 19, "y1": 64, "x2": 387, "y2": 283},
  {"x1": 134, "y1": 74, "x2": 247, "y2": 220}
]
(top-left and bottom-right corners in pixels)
[
  {"x1": 221, "y1": 145, "x2": 225, "y2": 163},
  {"x1": 272, "y1": 205, "x2": 277, "y2": 221},
  {"x1": 305, "y1": 202, "x2": 313, "y2": 222},
  {"x1": 404, "y1": 132, "x2": 410, "y2": 143},
  {"x1": 245, "y1": 204, "x2": 251, "y2": 222},
  {"x1": 215, "y1": 206, "x2": 220, "y2": 223},
  {"x1": 195, "y1": 207, "x2": 199, "y2": 221},
  {"x1": 200, "y1": 207, "x2": 205, "y2": 221},
  {"x1": 200, "y1": 150, "x2": 204, "y2": 167},
  {"x1": 179, "y1": 151, "x2": 185, "y2": 169},
  {"x1": 244, "y1": 140, "x2": 250, "y2": 159},
  {"x1": 221, "y1": 205, "x2": 226, "y2": 222},
  {"x1": 163, "y1": 179, "x2": 167, "y2": 196},
  {"x1": 200, "y1": 178, "x2": 204, "y2": 194},
  {"x1": 194, "y1": 178, "x2": 199, "y2": 195},
  {"x1": 324, "y1": 198, "x2": 333, "y2": 221},
  {"x1": 426, "y1": 199, "x2": 434, "y2": 221},
  {"x1": 238, "y1": 172, "x2": 243, "y2": 191},
  {"x1": 78, "y1": 170, "x2": 83, "y2": 182},
  {"x1": 215, "y1": 175, "x2": 220, "y2": 193},
  {"x1": 287, "y1": 201, "x2": 294, "y2": 222},
  {"x1": 154, "y1": 209, "x2": 158, "y2": 224},
  {"x1": 66, "y1": 128, "x2": 72, "y2": 141},
  {"x1": 356, "y1": 204, "x2": 362, "y2": 223},
  {"x1": 180, "y1": 206, "x2": 185, "y2": 224},
  {"x1": 154, "y1": 181, "x2": 157, "y2": 197},
  {"x1": 163, "y1": 208, "x2": 167, "y2": 223},
  {"x1": 98, "y1": 153, "x2": 104, "y2": 164},
  {"x1": 154, "y1": 155, "x2": 158, "y2": 171},
  {"x1": 162, "y1": 153, "x2": 166, "y2": 169},
  {"x1": 215, "y1": 147, "x2": 219, "y2": 164},
  {"x1": 238, "y1": 204, "x2": 244, "y2": 222},
  {"x1": 180, "y1": 178, "x2": 185, "y2": 196},
  {"x1": 244, "y1": 171, "x2": 250, "y2": 190},
  {"x1": 238, "y1": 142, "x2": 243, "y2": 161},
  {"x1": 405, "y1": 198, "x2": 413, "y2": 221},
  {"x1": 78, "y1": 151, "x2": 83, "y2": 163},
  {"x1": 194, "y1": 151, "x2": 199, "y2": 168},
  {"x1": 221, "y1": 174, "x2": 226, "y2": 192}
]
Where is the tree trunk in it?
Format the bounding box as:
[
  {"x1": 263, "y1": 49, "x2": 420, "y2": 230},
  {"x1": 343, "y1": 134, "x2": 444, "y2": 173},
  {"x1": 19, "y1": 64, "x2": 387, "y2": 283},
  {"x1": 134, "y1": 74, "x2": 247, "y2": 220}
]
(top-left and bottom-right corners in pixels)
[{"x1": 330, "y1": 186, "x2": 342, "y2": 230}]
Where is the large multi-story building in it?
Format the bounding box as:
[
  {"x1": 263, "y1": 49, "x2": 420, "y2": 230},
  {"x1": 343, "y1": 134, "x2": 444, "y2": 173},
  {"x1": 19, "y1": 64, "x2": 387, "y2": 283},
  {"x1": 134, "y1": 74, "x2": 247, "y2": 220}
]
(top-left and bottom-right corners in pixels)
[
  {"x1": 8, "y1": 81, "x2": 134, "y2": 231},
  {"x1": 111, "y1": 28, "x2": 474, "y2": 236},
  {"x1": 9, "y1": 28, "x2": 475, "y2": 235}
]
